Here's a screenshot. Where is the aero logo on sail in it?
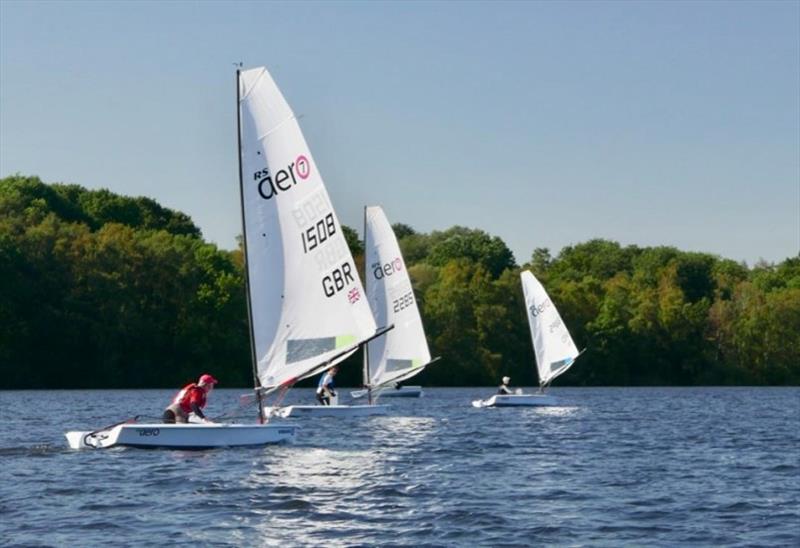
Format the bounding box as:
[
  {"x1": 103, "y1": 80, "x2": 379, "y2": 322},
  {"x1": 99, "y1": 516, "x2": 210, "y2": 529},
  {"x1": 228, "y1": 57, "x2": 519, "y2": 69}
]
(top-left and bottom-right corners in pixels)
[
  {"x1": 295, "y1": 155, "x2": 310, "y2": 180},
  {"x1": 253, "y1": 154, "x2": 311, "y2": 200},
  {"x1": 371, "y1": 258, "x2": 404, "y2": 280},
  {"x1": 529, "y1": 299, "x2": 552, "y2": 318}
]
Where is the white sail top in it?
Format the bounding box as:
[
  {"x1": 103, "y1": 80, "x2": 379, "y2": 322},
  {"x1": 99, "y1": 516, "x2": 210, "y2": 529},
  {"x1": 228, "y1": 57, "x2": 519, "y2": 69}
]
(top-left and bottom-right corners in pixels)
[
  {"x1": 521, "y1": 270, "x2": 579, "y2": 387},
  {"x1": 364, "y1": 206, "x2": 432, "y2": 388},
  {"x1": 238, "y1": 67, "x2": 377, "y2": 389}
]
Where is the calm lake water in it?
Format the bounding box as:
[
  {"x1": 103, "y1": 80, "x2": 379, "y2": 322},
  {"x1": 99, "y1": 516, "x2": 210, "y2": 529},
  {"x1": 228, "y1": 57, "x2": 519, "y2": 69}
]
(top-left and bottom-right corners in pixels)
[{"x1": 1, "y1": 387, "x2": 798, "y2": 546}]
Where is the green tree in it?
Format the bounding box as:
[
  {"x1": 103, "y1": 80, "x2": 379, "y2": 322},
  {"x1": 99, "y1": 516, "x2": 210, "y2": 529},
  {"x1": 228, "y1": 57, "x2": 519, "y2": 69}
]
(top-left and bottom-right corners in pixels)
[
  {"x1": 341, "y1": 224, "x2": 363, "y2": 257},
  {"x1": 426, "y1": 226, "x2": 516, "y2": 278},
  {"x1": 2, "y1": 175, "x2": 798, "y2": 389}
]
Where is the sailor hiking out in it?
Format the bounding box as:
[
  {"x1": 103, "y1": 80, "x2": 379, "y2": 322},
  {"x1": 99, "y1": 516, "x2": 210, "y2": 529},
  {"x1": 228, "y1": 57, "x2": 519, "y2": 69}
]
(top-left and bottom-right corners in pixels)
[{"x1": 163, "y1": 374, "x2": 218, "y2": 423}]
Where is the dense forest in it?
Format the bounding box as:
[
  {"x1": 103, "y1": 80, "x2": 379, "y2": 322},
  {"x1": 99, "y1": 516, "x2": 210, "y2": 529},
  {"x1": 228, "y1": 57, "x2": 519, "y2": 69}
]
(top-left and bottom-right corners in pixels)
[{"x1": 1, "y1": 175, "x2": 798, "y2": 389}]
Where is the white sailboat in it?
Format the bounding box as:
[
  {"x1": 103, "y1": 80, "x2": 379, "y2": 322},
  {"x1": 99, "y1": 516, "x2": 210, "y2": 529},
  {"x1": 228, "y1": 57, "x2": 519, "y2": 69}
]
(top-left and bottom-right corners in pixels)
[
  {"x1": 472, "y1": 270, "x2": 582, "y2": 408},
  {"x1": 350, "y1": 206, "x2": 438, "y2": 401},
  {"x1": 242, "y1": 68, "x2": 389, "y2": 419},
  {"x1": 65, "y1": 66, "x2": 384, "y2": 447}
]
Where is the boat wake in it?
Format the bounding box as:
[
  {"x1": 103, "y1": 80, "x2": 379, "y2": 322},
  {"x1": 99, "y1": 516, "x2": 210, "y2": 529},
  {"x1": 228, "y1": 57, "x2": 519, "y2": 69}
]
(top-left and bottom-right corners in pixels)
[{"x1": 0, "y1": 444, "x2": 64, "y2": 457}]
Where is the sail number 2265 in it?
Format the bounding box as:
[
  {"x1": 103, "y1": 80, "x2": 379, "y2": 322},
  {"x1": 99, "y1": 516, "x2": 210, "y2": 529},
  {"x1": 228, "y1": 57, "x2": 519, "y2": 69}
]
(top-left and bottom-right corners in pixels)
[
  {"x1": 393, "y1": 290, "x2": 415, "y2": 313},
  {"x1": 301, "y1": 213, "x2": 336, "y2": 253}
]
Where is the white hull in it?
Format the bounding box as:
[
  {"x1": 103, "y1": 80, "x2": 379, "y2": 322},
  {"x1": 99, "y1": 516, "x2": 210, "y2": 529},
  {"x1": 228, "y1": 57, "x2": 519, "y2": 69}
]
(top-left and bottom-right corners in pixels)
[
  {"x1": 266, "y1": 404, "x2": 388, "y2": 418},
  {"x1": 65, "y1": 423, "x2": 298, "y2": 449},
  {"x1": 351, "y1": 385, "x2": 423, "y2": 399},
  {"x1": 472, "y1": 393, "x2": 558, "y2": 408},
  {"x1": 380, "y1": 386, "x2": 423, "y2": 398}
]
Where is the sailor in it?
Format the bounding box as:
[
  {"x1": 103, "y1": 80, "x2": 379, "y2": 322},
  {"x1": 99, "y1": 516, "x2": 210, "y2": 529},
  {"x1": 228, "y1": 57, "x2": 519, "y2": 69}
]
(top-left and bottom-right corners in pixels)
[
  {"x1": 316, "y1": 366, "x2": 338, "y2": 405},
  {"x1": 163, "y1": 374, "x2": 218, "y2": 423},
  {"x1": 497, "y1": 376, "x2": 513, "y2": 395}
]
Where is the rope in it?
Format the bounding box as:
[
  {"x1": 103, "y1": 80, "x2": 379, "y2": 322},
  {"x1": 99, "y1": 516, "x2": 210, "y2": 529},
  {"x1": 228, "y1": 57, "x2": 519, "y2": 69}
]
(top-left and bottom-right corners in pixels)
[
  {"x1": 83, "y1": 415, "x2": 141, "y2": 449},
  {"x1": 262, "y1": 381, "x2": 294, "y2": 422},
  {"x1": 213, "y1": 395, "x2": 257, "y2": 422}
]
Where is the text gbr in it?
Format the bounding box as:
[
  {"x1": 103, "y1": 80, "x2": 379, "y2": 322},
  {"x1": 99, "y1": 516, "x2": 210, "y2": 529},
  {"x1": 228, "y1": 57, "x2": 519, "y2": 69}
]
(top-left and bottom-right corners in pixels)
[{"x1": 323, "y1": 263, "x2": 355, "y2": 298}]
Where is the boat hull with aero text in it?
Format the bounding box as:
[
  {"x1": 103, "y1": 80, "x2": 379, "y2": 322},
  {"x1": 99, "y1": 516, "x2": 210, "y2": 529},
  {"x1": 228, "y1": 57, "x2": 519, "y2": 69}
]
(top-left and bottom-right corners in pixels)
[
  {"x1": 471, "y1": 393, "x2": 558, "y2": 408},
  {"x1": 65, "y1": 422, "x2": 298, "y2": 449}
]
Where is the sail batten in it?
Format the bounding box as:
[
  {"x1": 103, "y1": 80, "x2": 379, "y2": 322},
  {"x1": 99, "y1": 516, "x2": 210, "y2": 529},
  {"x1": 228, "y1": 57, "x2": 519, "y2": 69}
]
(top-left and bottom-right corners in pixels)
[
  {"x1": 521, "y1": 271, "x2": 580, "y2": 387},
  {"x1": 239, "y1": 67, "x2": 377, "y2": 389}
]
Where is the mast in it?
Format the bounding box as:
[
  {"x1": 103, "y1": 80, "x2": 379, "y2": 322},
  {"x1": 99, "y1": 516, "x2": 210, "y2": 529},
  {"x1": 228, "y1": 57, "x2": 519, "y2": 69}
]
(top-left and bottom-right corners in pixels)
[
  {"x1": 236, "y1": 68, "x2": 266, "y2": 423},
  {"x1": 363, "y1": 205, "x2": 372, "y2": 405}
]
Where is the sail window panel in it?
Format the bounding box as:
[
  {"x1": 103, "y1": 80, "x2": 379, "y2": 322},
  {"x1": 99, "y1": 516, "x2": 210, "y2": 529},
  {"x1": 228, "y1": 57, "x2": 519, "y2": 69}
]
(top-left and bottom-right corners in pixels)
[
  {"x1": 385, "y1": 358, "x2": 414, "y2": 373},
  {"x1": 286, "y1": 337, "x2": 336, "y2": 364},
  {"x1": 549, "y1": 358, "x2": 573, "y2": 372},
  {"x1": 286, "y1": 335, "x2": 358, "y2": 364}
]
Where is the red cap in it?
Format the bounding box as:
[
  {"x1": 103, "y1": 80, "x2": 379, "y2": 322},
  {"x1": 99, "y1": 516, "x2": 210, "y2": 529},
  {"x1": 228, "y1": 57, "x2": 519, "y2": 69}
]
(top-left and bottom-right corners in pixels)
[{"x1": 198, "y1": 374, "x2": 218, "y2": 386}]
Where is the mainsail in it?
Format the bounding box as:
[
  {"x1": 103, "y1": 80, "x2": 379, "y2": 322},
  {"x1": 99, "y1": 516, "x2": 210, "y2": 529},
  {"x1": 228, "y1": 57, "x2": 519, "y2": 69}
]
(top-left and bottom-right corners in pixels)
[
  {"x1": 238, "y1": 67, "x2": 377, "y2": 389},
  {"x1": 364, "y1": 206, "x2": 432, "y2": 389},
  {"x1": 520, "y1": 270, "x2": 579, "y2": 387}
]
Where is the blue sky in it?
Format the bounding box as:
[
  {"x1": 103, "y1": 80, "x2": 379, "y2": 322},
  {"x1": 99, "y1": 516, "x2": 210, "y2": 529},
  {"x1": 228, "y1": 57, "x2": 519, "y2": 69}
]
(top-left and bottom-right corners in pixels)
[{"x1": 1, "y1": 0, "x2": 798, "y2": 265}]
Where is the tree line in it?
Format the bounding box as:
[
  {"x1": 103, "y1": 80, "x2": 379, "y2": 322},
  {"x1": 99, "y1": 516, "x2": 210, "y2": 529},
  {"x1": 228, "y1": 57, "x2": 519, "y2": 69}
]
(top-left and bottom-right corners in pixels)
[{"x1": 1, "y1": 175, "x2": 798, "y2": 389}]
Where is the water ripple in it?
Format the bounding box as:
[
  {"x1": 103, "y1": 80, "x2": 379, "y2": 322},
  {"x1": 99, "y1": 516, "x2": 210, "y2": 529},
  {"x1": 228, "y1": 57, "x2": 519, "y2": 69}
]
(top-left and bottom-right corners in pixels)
[{"x1": 1, "y1": 387, "x2": 798, "y2": 546}]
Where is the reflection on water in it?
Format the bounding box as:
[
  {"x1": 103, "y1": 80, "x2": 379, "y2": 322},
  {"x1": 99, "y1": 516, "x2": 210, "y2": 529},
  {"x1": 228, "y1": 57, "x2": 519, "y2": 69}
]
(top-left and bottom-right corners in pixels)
[
  {"x1": 232, "y1": 415, "x2": 440, "y2": 544},
  {"x1": 533, "y1": 405, "x2": 580, "y2": 417},
  {"x1": 258, "y1": 447, "x2": 378, "y2": 492},
  {"x1": 370, "y1": 415, "x2": 437, "y2": 447},
  {"x1": 2, "y1": 387, "x2": 798, "y2": 547},
  {"x1": 245, "y1": 447, "x2": 383, "y2": 545}
]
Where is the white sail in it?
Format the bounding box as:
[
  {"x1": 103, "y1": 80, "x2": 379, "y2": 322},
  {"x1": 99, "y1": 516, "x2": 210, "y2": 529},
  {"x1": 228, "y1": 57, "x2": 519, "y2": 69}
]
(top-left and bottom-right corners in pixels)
[
  {"x1": 521, "y1": 270, "x2": 579, "y2": 387},
  {"x1": 364, "y1": 206, "x2": 432, "y2": 389},
  {"x1": 238, "y1": 67, "x2": 377, "y2": 389}
]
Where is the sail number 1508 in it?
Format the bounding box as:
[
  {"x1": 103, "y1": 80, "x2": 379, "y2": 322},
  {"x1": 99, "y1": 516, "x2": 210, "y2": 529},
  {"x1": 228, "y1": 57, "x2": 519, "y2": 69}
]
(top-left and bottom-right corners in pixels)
[{"x1": 301, "y1": 213, "x2": 336, "y2": 253}]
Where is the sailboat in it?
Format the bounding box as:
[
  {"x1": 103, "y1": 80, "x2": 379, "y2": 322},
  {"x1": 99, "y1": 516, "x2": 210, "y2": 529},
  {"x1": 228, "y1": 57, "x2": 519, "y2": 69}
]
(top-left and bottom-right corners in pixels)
[
  {"x1": 472, "y1": 270, "x2": 583, "y2": 408},
  {"x1": 64, "y1": 66, "x2": 385, "y2": 448},
  {"x1": 239, "y1": 67, "x2": 390, "y2": 419},
  {"x1": 350, "y1": 206, "x2": 439, "y2": 401}
]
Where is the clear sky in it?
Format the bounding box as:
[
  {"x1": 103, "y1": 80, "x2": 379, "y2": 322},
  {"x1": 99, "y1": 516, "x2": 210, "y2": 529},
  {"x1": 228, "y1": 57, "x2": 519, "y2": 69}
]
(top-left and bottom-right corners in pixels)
[{"x1": 1, "y1": 0, "x2": 798, "y2": 266}]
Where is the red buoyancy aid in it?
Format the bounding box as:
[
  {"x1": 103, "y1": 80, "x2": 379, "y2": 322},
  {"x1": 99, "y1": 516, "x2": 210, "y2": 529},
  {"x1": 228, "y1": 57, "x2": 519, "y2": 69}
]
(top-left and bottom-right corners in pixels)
[{"x1": 171, "y1": 383, "x2": 207, "y2": 414}]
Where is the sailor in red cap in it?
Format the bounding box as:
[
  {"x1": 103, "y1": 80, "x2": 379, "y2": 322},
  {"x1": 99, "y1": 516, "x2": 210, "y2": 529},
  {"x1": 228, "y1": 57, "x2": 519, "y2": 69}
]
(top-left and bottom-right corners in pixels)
[{"x1": 163, "y1": 374, "x2": 218, "y2": 424}]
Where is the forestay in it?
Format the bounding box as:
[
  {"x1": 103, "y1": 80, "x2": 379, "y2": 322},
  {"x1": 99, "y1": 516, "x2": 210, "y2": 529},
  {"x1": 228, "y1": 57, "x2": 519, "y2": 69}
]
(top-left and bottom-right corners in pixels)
[
  {"x1": 364, "y1": 206, "x2": 432, "y2": 389},
  {"x1": 521, "y1": 270, "x2": 579, "y2": 387},
  {"x1": 239, "y1": 67, "x2": 377, "y2": 389}
]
